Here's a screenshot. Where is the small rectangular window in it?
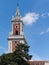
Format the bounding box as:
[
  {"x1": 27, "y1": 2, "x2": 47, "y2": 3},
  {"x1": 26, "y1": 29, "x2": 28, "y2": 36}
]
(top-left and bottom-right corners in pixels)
[
  {"x1": 36, "y1": 64, "x2": 39, "y2": 65},
  {"x1": 15, "y1": 41, "x2": 17, "y2": 43}
]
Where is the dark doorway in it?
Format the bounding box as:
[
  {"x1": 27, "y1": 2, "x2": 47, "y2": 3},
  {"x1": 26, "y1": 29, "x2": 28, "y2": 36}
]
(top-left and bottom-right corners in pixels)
[{"x1": 15, "y1": 30, "x2": 18, "y2": 35}]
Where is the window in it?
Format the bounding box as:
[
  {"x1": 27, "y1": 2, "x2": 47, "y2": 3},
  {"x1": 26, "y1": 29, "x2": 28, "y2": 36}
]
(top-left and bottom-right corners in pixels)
[
  {"x1": 15, "y1": 41, "x2": 17, "y2": 43},
  {"x1": 15, "y1": 25, "x2": 19, "y2": 28},
  {"x1": 15, "y1": 41, "x2": 17, "y2": 48},
  {"x1": 36, "y1": 64, "x2": 39, "y2": 65},
  {"x1": 15, "y1": 30, "x2": 18, "y2": 35},
  {"x1": 16, "y1": 26, "x2": 17, "y2": 28}
]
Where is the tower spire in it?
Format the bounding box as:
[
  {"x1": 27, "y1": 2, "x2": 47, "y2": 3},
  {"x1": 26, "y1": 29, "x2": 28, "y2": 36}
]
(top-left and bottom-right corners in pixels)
[
  {"x1": 12, "y1": 3, "x2": 22, "y2": 22},
  {"x1": 16, "y1": 3, "x2": 20, "y2": 17}
]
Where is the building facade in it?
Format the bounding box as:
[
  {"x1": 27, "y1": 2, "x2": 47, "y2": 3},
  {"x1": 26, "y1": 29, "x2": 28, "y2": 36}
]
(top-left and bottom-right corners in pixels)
[
  {"x1": 8, "y1": 6, "x2": 26, "y2": 53},
  {"x1": 29, "y1": 61, "x2": 49, "y2": 65}
]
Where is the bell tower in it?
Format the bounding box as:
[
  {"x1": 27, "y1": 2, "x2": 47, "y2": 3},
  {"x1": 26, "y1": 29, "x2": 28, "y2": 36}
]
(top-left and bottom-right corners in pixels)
[{"x1": 8, "y1": 5, "x2": 26, "y2": 53}]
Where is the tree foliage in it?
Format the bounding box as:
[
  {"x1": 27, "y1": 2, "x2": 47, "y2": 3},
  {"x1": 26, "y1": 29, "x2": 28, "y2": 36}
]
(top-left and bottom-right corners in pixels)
[{"x1": 0, "y1": 43, "x2": 32, "y2": 65}]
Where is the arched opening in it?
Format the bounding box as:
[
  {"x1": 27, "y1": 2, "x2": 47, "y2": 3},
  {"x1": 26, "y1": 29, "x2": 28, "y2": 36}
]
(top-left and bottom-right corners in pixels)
[{"x1": 15, "y1": 30, "x2": 18, "y2": 35}]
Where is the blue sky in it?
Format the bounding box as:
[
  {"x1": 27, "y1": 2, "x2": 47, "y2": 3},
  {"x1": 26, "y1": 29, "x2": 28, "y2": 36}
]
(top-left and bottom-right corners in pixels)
[{"x1": 0, "y1": 0, "x2": 49, "y2": 60}]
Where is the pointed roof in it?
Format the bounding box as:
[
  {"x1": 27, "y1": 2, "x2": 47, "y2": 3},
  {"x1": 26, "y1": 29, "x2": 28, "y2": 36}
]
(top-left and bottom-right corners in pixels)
[
  {"x1": 12, "y1": 3, "x2": 22, "y2": 22},
  {"x1": 16, "y1": 3, "x2": 20, "y2": 17}
]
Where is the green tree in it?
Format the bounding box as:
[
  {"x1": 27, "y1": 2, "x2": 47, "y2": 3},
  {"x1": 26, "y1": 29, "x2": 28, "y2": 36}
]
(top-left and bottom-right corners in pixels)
[
  {"x1": 0, "y1": 43, "x2": 32, "y2": 65},
  {"x1": 13, "y1": 43, "x2": 32, "y2": 65}
]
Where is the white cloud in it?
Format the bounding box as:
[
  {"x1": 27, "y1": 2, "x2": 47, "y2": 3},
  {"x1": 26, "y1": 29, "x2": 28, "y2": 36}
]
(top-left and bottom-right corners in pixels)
[
  {"x1": 46, "y1": 28, "x2": 49, "y2": 32},
  {"x1": 40, "y1": 32, "x2": 45, "y2": 35},
  {"x1": 48, "y1": 13, "x2": 49, "y2": 16},
  {"x1": 22, "y1": 12, "x2": 49, "y2": 25},
  {"x1": 22, "y1": 12, "x2": 39, "y2": 25},
  {"x1": 40, "y1": 28, "x2": 49, "y2": 35},
  {"x1": 41, "y1": 13, "x2": 46, "y2": 18},
  {"x1": 41, "y1": 13, "x2": 49, "y2": 18}
]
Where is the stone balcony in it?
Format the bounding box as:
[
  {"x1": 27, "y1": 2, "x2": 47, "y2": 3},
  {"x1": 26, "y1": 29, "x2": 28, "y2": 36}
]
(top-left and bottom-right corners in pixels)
[{"x1": 8, "y1": 32, "x2": 25, "y2": 40}]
